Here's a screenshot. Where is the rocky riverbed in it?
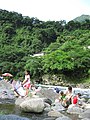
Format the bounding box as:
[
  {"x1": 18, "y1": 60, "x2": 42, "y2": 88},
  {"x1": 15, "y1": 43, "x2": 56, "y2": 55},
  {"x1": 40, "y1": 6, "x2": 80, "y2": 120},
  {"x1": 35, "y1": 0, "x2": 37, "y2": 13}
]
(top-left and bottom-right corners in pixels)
[{"x1": 0, "y1": 80, "x2": 90, "y2": 120}]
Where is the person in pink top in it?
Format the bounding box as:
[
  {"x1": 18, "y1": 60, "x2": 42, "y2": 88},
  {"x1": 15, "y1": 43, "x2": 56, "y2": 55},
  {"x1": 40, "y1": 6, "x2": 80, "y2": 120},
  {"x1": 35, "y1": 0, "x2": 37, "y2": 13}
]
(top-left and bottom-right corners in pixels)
[{"x1": 22, "y1": 70, "x2": 31, "y2": 96}]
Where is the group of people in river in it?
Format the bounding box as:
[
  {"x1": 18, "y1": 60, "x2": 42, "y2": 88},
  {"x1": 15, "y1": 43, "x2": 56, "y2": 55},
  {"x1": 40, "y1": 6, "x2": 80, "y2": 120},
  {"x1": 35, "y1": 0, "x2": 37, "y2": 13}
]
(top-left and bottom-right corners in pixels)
[
  {"x1": 2, "y1": 70, "x2": 83, "y2": 108},
  {"x1": 11, "y1": 70, "x2": 83, "y2": 108},
  {"x1": 56, "y1": 86, "x2": 82, "y2": 108}
]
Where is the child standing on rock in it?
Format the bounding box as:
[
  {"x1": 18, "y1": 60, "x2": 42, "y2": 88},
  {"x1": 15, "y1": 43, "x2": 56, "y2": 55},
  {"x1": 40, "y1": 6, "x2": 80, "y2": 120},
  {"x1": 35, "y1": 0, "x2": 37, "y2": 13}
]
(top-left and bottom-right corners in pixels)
[{"x1": 22, "y1": 70, "x2": 31, "y2": 96}]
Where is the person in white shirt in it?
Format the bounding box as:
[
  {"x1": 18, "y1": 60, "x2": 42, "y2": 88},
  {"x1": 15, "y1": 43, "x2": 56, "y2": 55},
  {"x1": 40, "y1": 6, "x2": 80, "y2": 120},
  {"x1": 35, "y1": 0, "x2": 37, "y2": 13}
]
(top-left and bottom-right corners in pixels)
[
  {"x1": 22, "y1": 70, "x2": 31, "y2": 96},
  {"x1": 63, "y1": 86, "x2": 73, "y2": 108}
]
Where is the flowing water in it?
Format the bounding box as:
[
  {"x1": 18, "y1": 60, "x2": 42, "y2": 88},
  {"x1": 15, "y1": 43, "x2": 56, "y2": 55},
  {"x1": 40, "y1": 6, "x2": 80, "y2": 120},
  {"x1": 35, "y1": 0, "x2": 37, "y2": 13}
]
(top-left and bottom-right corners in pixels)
[
  {"x1": 0, "y1": 99, "x2": 80, "y2": 120},
  {"x1": 0, "y1": 101, "x2": 49, "y2": 120}
]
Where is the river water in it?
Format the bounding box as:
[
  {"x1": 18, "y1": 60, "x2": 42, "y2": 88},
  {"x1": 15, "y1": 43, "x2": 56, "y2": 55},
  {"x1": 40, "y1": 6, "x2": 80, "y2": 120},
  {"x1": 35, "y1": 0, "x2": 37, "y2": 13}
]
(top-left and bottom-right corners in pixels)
[
  {"x1": 0, "y1": 101, "x2": 50, "y2": 120},
  {"x1": 0, "y1": 100, "x2": 79, "y2": 120}
]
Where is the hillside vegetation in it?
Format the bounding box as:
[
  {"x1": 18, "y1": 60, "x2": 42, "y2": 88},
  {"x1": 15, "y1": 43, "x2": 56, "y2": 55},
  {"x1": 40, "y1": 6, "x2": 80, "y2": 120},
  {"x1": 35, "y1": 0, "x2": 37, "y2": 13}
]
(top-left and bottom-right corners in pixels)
[
  {"x1": 0, "y1": 9, "x2": 90, "y2": 83},
  {"x1": 73, "y1": 14, "x2": 90, "y2": 22}
]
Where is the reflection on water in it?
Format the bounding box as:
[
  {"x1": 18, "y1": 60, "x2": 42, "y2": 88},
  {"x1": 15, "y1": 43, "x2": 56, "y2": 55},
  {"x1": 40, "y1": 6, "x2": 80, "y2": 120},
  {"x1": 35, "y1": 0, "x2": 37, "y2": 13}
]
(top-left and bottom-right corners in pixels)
[
  {"x1": 0, "y1": 103, "x2": 48, "y2": 120},
  {"x1": 0, "y1": 103, "x2": 80, "y2": 120},
  {"x1": 0, "y1": 104, "x2": 15, "y2": 115}
]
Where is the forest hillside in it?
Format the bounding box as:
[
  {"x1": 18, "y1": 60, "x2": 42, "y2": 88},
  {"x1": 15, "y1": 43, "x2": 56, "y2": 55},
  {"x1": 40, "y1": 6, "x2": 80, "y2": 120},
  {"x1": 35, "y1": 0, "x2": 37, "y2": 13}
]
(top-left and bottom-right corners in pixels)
[{"x1": 0, "y1": 9, "x2": 90, "y2": 83}]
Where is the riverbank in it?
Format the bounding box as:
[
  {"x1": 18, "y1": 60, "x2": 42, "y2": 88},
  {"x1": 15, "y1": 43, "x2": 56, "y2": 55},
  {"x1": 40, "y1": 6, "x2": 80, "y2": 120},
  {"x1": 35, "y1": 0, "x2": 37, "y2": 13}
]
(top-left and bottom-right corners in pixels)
[{"x1": 41, "y1": 74, "x2": 90, "y2": 89}]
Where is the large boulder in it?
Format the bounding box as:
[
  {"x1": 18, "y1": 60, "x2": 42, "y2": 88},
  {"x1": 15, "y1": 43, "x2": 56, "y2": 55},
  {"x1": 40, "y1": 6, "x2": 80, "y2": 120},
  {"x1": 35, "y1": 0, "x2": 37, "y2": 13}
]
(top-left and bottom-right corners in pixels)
[
  {"x1": 36, "y1": 88, "x2": 58, "y2": 102},
  {"x1": 20, "y1": 98, "x2": 45, "y2": 113},
  {"x1": 67, "y1": 104, "x2": 83, "y2": 114},
  {"x1": 0, "y1": 80, "x2": 15, "y2": 100},
  {"x1": 79, "y1": 109, "x2": 90, "y2": 119},
  {"x1": 51, "y1": 102, "x2": 65, "y2": 112},
  {"x1": 0, "y1": 80, "x2": 12, "y2": 89},
  {"x1": 84, "y1": 104, "x2": 90, "y2": 109},
  {"x1": 15, "y1": 97, "x2": 27, "y2": 106}
]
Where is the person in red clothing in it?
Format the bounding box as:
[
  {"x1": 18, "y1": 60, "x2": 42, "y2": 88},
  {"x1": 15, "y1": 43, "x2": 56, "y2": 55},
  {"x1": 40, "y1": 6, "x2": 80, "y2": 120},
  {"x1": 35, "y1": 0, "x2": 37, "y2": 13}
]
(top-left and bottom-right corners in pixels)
[{"x1": 73, "y1": 93, "x2": 81, "y2": 105}]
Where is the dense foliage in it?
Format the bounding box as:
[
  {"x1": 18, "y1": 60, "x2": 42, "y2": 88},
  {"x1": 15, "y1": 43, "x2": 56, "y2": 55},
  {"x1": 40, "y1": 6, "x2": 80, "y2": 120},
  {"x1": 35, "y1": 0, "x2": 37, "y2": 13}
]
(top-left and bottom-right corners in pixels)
[{"x1": 0, "y1": 9, "x2": 90, "y2": 82}]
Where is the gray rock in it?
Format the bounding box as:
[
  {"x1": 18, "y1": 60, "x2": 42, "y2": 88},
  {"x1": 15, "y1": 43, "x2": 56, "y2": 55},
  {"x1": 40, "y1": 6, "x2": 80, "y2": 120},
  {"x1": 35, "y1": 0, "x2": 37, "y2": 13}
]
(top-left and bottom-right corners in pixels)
[
  {"x1": 36, "y1": 88, "x2": 58, "y2": 102},
  {"x1": 79, "y1": 109, "x2": 90, "y2": 119},
  {"x1": 48, "y1": 110, "x2": 64, "y2": 117},
  {"x1": 20, "y1": 98, "x2": 45, "y2": 113},
  {"x1": 81, "y1": 118, "x2": 90, "y2": 120},
  {"x1": 15, "y1": 97, "x2": 25, "y2": 106},
  {"x1": 0, "y1": 80, "x2": 15, "y2": 100},
  {"x1": 43, "y1": 98, "x2": 52, "y2": 105},
  {"x1": 55, "y1": 116, "x2": 72, "y2": 120},
  {"x1": 87, "y1": 99, "x2": 90, "y2": 103},
  {"x1": 0, "y1": 114, "x2": 30, "y2": 120},
  {"x1": 43, "y1": 117, "x2": 55, "y2": 120},
  {"x1": 0, "y1": 80, "x2": 12, "y2": 89},
  {"x1": 84, "y1": 104, "x2": 90, "y2": 109},
  {"x1": 44, "y1": 105, "x2": 51, "y2": 112},
  {"x1": 51, "y1": 102, "x2": 65, "y2": 112},
  {"x1": 67, "y1": 105, "x2": 83, "y2": 114}
]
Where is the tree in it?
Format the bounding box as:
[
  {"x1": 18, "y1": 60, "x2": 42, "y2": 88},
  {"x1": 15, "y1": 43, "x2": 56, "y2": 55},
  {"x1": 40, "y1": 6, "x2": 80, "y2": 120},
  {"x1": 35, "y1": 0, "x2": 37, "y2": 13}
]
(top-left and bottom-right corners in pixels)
[
  {"x1": 24, "y1": 57, "x2": 43, "y2": 79},
  {"x1": 42, "y1": 49, "x2": 74, "y2": 73}
]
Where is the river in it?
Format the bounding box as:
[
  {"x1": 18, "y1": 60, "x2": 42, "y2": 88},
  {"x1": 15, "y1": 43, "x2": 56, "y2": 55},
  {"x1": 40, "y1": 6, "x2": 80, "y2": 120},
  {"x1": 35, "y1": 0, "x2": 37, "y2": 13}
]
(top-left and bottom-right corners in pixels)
[{"x1": 0, "y1": 100, "x2": 79, "y2": 120}]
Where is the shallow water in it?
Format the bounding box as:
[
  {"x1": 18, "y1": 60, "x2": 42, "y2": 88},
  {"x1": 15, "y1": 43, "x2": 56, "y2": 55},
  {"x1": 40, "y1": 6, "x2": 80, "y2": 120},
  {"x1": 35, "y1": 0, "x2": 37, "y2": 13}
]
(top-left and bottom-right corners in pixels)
[
  {"x1": 0, "y1": 100, "x2": 80, "y2": 120},
  {"x1": 0, "y1": 103, "x2": 49, "y2": 120}
]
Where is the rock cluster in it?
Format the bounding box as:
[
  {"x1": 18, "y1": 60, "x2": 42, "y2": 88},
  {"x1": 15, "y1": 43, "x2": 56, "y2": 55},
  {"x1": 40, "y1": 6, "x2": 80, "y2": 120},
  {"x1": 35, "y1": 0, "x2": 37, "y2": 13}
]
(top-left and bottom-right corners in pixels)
[{"x1": 0, "y1": 79, "x2": 90, "y2": 120}]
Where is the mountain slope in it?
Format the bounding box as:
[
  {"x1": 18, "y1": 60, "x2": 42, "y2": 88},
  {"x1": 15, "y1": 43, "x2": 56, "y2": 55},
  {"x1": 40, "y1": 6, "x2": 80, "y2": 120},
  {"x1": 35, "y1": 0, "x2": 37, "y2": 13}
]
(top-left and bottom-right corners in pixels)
[{"x1": 73, "y1": 14, "x2": 90, "y2": 22}]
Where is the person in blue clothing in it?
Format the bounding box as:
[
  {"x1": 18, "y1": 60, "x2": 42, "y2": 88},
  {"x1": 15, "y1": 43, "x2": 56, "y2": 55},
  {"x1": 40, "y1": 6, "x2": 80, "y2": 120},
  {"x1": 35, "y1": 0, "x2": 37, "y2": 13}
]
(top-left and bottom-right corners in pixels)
[
  {"x1": 0, "y1": 76, "x2": 3, "y2": 80},
  {"x1": 55, "y1": 87, "x2": 60, "y2": 93}
]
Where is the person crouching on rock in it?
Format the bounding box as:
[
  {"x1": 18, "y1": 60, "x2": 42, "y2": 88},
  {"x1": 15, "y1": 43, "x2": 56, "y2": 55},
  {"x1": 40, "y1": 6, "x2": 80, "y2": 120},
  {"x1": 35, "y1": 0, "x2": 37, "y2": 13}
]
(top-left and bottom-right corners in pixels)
[
  {"x1": 62, "y1": 86, "x2": 73, "y2": 108},
  {"x1": 59, "y1": 91, "x2": 66, "y2": 102},
  {"x1": 72, "y1": 93, "x2": 82, "y2": 106}
]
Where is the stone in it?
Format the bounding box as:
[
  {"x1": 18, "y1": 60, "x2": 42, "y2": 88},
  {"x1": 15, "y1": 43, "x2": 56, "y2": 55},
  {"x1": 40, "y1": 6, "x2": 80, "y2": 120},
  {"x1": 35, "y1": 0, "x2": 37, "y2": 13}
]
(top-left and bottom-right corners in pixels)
[
  {"x1": 36, "y1": 88, "x2": 58, "y2": 102},
  {"x1": 82, "y1": 118, "x2": 90, "y2": 120},
  {"x1": 15, "y1": 97, "x2": 26, "y2": 106},
  {"x1": 43, "y1": 117, "x2": 55, "y2": 120},
  {"x1": 20, "y1": 98, "x2": 45, "y2": 113},
  {"x1": 67, "y1": 104, "x2": 83, "y2": 114},
  {"x1": 51, "y1": 102, "x2": 65, "y2": 112},
  {"x1": 81, "y1": 118, "x2": 90, "y2": 120},
  {"x1": 55, "y1": 116, "x2": 72, "y2": 120},
  {"x1": 79, "y1": 109, "x2": 90, "y2": 119},
  {"x1": 0, "y1": 114, "x2": 30, "y2": 120},
  {"x1": 48, "y1": 110, "x2": 64, "y2": 117}
]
